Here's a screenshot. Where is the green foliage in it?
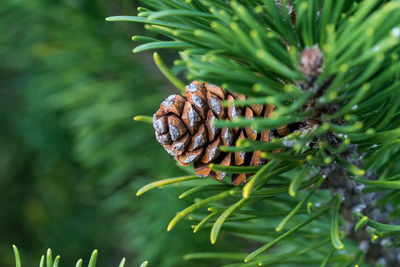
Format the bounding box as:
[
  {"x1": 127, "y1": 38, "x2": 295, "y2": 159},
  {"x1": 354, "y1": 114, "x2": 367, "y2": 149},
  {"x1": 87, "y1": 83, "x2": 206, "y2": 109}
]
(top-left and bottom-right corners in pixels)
[
  {"x1": 109, "y1": 0, "x2": 400, "y2": 266},
  {"x1": 1, "y1": 0, "x2": 241, "y2": 266},
  {"x1": 12, "y1": 245, "x2": 125, "y2": 267}
]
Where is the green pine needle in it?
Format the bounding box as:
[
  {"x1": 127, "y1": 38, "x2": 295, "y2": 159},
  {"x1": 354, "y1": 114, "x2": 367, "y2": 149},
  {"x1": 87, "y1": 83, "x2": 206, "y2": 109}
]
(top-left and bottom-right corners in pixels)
[
  {"x1": 136, "y1": 176, "x2": 199, "y2": 196},
  {"x1": 330, "y1": 194, "x2": 344, "y2": 250},
  {"x1": 210, "y1": 198, "x2": 248, "y2": 244},
  {"x1": 12, "y1": 245, "x2": 21, "y2": 267},
  {"x1": 167, "y1": 190, "x2": 233, "y2": 231}
]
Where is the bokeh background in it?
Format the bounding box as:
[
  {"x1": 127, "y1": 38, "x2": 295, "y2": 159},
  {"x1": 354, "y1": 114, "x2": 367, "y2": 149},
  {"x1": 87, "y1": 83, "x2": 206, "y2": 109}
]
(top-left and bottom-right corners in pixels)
[{"x1": 0, "y1": 0, "x2": 236, "y2": 266}]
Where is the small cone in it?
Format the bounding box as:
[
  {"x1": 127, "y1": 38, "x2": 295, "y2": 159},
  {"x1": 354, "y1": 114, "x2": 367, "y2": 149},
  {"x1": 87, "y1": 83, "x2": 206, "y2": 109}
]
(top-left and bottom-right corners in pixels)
[{"x1": 153, "y1": 81, "x2": 281, "y2": 185}]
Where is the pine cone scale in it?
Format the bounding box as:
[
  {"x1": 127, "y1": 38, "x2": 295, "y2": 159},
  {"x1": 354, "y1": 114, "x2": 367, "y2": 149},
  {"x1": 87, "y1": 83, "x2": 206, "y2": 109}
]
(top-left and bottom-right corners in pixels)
[
  {"x1": 189, "y1": 124, "x2": 207, "y2": 151},
  {"x1": 205, "y1": 110, "x2": 219, "y2": 141}
]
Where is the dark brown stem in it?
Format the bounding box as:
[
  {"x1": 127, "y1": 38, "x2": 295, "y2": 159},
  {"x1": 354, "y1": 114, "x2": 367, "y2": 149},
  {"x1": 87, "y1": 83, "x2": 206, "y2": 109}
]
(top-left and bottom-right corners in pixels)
[{"x1": 322, "y1": 147, "x2": 400, "y2": 266}]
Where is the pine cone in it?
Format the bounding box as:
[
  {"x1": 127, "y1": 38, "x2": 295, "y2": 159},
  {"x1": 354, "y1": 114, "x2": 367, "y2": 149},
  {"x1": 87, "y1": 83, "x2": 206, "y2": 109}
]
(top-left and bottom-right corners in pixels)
[{"x1": 153, "y1": 81, "x2": 286, "y2": 186}]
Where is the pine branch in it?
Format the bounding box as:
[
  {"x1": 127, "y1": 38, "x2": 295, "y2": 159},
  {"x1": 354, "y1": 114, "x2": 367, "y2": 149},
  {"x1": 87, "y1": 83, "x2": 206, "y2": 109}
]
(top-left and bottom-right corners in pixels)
[{"x1": 109, "y1": 0, "x2": 400, "y2": 266}]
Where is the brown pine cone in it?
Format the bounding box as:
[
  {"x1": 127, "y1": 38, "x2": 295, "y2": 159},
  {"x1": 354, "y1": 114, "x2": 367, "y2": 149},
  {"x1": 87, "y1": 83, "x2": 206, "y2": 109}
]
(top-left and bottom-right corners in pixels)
[{"x1": 153, "y1": 81, "x2": 283, "y2": 186}]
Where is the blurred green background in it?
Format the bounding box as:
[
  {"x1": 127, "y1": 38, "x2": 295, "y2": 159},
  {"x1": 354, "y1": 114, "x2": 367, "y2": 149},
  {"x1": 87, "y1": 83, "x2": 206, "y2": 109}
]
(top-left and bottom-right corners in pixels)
[{"x1": 0, "y1": 0, "x2": 234, "y2": 266}]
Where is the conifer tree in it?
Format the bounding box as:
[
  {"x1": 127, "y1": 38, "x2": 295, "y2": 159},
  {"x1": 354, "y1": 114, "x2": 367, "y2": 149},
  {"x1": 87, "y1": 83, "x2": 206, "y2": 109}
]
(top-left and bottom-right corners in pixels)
[{"x1": 109, "y1": 0, "x2": 400, "y2": 266}]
